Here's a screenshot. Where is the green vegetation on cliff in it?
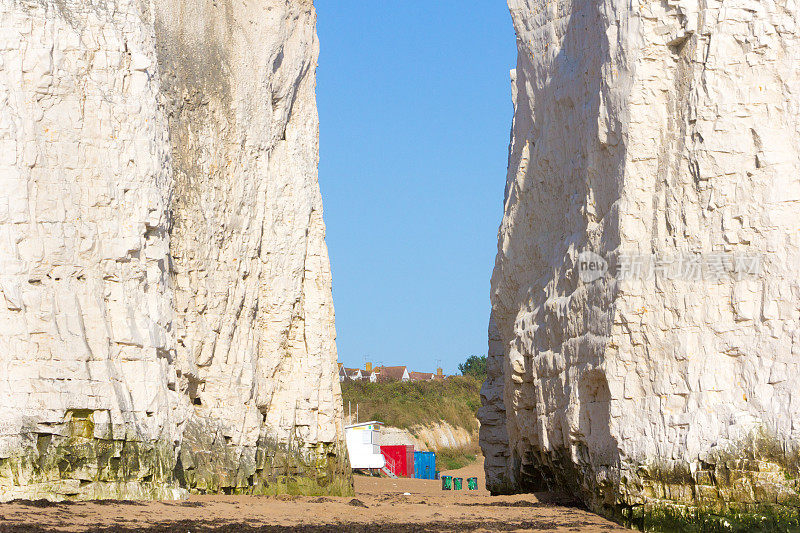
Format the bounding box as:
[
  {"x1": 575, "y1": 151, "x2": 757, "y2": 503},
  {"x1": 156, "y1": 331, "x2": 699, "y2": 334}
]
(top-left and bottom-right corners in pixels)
[
  {"x1": 340, "y1": 376, "x2": 481, "y2": 432},
  {"x1": 436, "y1": 446, "x2": 479, "y2": 471},
  {"x1": 1, "y1": 410, "x2": 353, "y2": 501},
  {"x1": 458, "y1": 355, "x2": 487, "y2": 380}
]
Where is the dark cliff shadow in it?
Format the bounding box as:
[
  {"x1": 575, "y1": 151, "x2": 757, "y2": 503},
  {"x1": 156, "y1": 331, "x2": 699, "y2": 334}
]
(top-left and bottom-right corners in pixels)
[
  {"x1": 578, "y1": 370, "x2": 616, "y2": 468},
  {"x1": 496, "y1": 0, "x2": 626, "y2": 505}
]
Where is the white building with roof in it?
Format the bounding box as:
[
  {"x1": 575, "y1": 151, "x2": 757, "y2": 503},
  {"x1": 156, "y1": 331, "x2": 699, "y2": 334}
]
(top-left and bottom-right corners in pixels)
[{"x1": 344, "y1": 421, "x2": 386, "y2": 470}]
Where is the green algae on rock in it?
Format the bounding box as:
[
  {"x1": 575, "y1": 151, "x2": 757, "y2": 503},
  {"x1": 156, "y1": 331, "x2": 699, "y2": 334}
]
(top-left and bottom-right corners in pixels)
[
  {"x1": 1, "y1": 411, "x2": 353, "y2": 501},
  {"x1": 0, "y1": 411, "x2": 183, "y2": 502}
]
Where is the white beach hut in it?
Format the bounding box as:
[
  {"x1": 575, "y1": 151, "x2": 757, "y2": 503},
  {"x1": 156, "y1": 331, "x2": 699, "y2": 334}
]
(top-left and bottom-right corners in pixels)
[{"x1": 344, "y1": 421, "x2": 386, "y2": 470}]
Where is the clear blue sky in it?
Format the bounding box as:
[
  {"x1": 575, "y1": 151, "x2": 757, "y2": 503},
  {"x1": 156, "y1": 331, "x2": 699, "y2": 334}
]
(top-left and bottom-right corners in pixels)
[{"x1": 315, "y1": 2, "x2": 516, "y2": 375}]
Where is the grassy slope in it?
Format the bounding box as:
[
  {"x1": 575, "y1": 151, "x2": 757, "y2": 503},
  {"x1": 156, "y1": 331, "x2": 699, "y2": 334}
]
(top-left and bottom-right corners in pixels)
[
  {"x1": 435, "y1": 446, "x2": 479, "y2": 471},
  {"x1": 340, "y1": 376, "x2": 482, "y2": 432},
  {"x1": 340, "y1": 376, "x2": 482, "y2": 471}
]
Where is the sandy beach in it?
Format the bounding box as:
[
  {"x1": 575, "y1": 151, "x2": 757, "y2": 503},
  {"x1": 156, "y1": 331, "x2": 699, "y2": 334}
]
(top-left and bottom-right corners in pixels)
[{"x1": 0, "y1": 458, "x2": 625, "y2": 532}]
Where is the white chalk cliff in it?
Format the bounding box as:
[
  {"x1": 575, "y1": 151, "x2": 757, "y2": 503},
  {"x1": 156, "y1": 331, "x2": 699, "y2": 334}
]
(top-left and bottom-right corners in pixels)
[
  {"x1": 480, "y1": 0, "x2": 800, "y2": 523},
  {"x1": 0, "y1": 0, "x2": 348, "y2": 500}
]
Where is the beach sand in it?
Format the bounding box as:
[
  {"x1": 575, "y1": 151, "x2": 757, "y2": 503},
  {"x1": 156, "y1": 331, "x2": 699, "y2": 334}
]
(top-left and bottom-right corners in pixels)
[{"x1": 0, "y1": 457, "x2": 625, "y2": 532}]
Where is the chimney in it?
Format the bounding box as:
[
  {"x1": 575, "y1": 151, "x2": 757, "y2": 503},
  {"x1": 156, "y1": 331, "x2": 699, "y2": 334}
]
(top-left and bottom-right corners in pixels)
[
  {"x1": 437, "y1": 367, "x2": 443, "y2": 376},
  {"x1": 365, "y1": 362, "x2": 372, "y2": 372}
]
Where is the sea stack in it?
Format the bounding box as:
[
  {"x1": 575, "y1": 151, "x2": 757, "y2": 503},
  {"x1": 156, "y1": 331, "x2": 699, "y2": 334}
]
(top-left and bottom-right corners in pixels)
[
  {"x1": 0, "y1": 0, "x2": 349, "y2": 500},
  {"x1": 480, "y1": 0, "x2": 800, "y2": 524}
]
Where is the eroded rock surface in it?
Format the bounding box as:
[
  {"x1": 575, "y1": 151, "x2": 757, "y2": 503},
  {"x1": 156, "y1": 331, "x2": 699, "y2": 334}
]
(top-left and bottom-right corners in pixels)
[
  {"x1": 380, "y1": 422, "x2": 475, "y2": 452},
  {"x1": 0, "y1": 0, "x2": 348, "y2": 501},
  {"x1": 480, "y1": 0, "x2": 800, "y2": 524}
]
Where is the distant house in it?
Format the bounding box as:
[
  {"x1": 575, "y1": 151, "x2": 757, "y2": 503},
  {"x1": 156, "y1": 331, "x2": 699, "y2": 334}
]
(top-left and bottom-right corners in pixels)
[
  {"x1": 340, "y1": 363, "x2": 445, "y2": 383},
  {"x1": 338, "y1": 364, "x2": 363, "y2": 382},
  {"x1": 375, "y1": 365, "x2": 410, "y2": 382}
]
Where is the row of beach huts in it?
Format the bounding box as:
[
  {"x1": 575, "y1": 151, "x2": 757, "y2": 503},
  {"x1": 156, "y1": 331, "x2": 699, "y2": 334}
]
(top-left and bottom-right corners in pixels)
[
  {"x1": 341, "y1": 363, "x2": 450, "y2": 479},
  {"x1": 344, "y1": 421, "x2": 437, "y2": 480}
]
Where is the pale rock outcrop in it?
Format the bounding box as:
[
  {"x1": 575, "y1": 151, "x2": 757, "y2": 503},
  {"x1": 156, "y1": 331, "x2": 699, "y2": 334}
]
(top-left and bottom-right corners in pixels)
[
  {"x1": 0, "y1": 0, "x2": 347, "y2": 501},
  {"x1": 380, "y1": 422, "x2": 475, "y2": 452},
  {"x1": 153, "y1": 0, "x2": 346, "y2": 495},
  {"x1": 481, "y1": 0, "x2": 800, "y2": 523}
]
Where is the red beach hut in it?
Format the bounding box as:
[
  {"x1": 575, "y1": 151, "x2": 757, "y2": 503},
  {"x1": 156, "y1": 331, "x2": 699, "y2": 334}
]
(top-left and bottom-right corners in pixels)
[{"x1": 379, "y1": 445, "x2": 415, "y2": 477}]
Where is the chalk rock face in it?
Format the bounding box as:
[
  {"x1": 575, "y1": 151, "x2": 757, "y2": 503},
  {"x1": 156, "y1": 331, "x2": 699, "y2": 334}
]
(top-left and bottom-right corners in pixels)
[
  {"x1": 380, "y1": 422, "x2": 475, "y2": 452},
  {"x1": 153, "y1": 0, "x2": 346, "y2": 495},
  {"x1": 481, "y1": 0, "x2": 800, "y2": 520},
  {"x1": 0, "y1": 0, "x2": 348, "y2": 501}
]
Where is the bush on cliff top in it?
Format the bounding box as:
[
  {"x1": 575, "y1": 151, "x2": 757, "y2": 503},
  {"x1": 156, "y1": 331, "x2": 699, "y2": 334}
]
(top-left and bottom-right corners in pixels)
[{"x1": 458, "y1": 355, "x2": 487, "y2": 380}]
